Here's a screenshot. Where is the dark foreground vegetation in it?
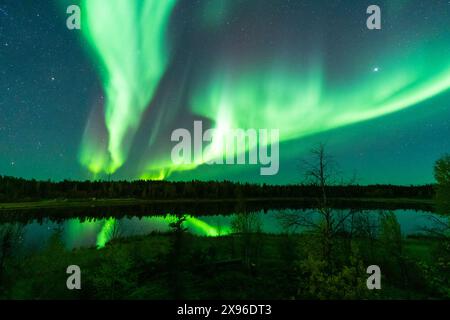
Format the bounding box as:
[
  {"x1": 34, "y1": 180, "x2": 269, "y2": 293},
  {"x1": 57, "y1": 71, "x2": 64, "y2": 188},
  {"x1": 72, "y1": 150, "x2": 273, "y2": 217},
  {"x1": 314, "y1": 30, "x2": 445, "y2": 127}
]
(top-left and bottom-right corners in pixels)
[{"x1": 0, "y1": 211, "x2": 449, "y2": 300}]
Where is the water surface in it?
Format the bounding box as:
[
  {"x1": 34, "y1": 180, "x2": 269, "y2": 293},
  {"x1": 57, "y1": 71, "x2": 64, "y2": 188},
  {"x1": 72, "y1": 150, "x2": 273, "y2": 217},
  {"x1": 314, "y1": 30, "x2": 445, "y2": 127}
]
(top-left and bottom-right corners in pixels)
[{"x1": 4, "y1": 208, "x2": 446, "y2": 251}]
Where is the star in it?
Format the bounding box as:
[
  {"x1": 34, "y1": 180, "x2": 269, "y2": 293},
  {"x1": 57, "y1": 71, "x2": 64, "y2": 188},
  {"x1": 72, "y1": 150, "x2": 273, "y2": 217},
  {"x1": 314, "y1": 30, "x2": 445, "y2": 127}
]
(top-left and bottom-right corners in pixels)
[
  {"x1": 51, "y1": 76, "x2": 55, "y2": 81},
  {"x1": 373, "y1": 67, "x2": 379, "y2": 72}
]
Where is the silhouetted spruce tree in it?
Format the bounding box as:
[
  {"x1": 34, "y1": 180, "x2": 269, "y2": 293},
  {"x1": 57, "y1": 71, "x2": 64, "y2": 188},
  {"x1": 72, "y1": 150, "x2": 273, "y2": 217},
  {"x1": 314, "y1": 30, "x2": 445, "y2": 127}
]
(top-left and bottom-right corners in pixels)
[{"x1": 434, "y1": 154, "x2": 450, "y2": 215}]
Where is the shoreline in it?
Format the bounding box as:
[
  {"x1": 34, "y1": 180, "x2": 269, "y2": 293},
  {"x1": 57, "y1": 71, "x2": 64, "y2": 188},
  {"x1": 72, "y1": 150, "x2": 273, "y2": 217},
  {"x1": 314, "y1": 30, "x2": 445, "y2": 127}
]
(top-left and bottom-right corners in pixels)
[{"x1": 0, "y1": 197, "x2": 435, "y2": 211}]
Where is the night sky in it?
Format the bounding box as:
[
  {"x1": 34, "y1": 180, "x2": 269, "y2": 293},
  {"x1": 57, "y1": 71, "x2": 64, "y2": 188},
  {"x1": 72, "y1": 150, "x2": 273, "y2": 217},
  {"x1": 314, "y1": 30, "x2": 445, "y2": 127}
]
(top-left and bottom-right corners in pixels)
[{"x1": 1, "y1": 0, "x2": 449, "y2": 185}]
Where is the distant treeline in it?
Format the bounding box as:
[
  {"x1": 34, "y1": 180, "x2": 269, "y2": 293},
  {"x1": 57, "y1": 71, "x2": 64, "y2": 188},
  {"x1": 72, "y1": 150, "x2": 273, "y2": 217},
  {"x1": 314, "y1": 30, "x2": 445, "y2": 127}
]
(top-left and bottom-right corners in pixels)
[{"x1": 0, "y1": 175, "x2": 435, "y2": 202}]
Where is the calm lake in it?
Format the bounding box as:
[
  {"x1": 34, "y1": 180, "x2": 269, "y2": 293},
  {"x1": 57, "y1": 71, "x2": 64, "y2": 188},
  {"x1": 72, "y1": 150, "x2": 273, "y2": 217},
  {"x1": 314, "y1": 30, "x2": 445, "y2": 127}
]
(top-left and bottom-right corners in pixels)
[{"x1": 2, "y1": 208, "x2": 447, "y2": 251}]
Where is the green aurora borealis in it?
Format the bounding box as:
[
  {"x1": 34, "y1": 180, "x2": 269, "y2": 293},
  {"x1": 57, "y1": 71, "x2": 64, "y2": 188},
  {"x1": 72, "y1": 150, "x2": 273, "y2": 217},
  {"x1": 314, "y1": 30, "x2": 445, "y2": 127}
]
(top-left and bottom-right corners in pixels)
[
  {"x1": 73, "y1": 0, "x2": 450, "y2": 181},
  {"x1": 78, "y1": 0, "x2": 177, "y2": 175}
]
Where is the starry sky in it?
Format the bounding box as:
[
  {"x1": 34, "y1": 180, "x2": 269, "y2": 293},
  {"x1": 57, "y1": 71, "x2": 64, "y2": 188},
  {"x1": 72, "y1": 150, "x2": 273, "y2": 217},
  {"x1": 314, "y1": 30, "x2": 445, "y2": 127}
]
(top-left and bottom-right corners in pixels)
[{"x1": 0, "y1": 0, "x2": 449, "y2": 185}]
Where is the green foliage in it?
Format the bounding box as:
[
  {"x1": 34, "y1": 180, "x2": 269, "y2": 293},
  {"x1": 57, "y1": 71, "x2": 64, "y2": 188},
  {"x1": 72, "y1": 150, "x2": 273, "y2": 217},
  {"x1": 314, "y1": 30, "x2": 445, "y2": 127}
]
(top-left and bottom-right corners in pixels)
[
  {"x1": 90, "y1": 247, "x2": 138, "y2": 299},
  {"x1": 419, "y1": 239, "x2": 450, "y2": 298},
  {"x1": 378, "y1": 212, "x2": 412, "y2": 288},
  {"x1": 296, "y1": 247, "x2": 368, "y2": 300},
  {"x1": 231, "y1": 213, "x2": 262, "y2": 267},
  {"x1": 379, "y1": 212, "x2": 403, "y2": 256},
  {"x1": 434, "y1": 154, "x2": 450, "y2": 214}
]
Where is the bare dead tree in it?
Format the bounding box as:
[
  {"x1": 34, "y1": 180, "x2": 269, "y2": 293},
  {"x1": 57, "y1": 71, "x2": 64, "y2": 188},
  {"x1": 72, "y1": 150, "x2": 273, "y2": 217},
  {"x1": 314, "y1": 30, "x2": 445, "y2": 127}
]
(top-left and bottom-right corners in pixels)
[
  {"x1": 278, "y1": 143, "x2": 357, "y2": 274},
  {"x1": 302, "y1": 143, "x2": 335, "y2": 205}
]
